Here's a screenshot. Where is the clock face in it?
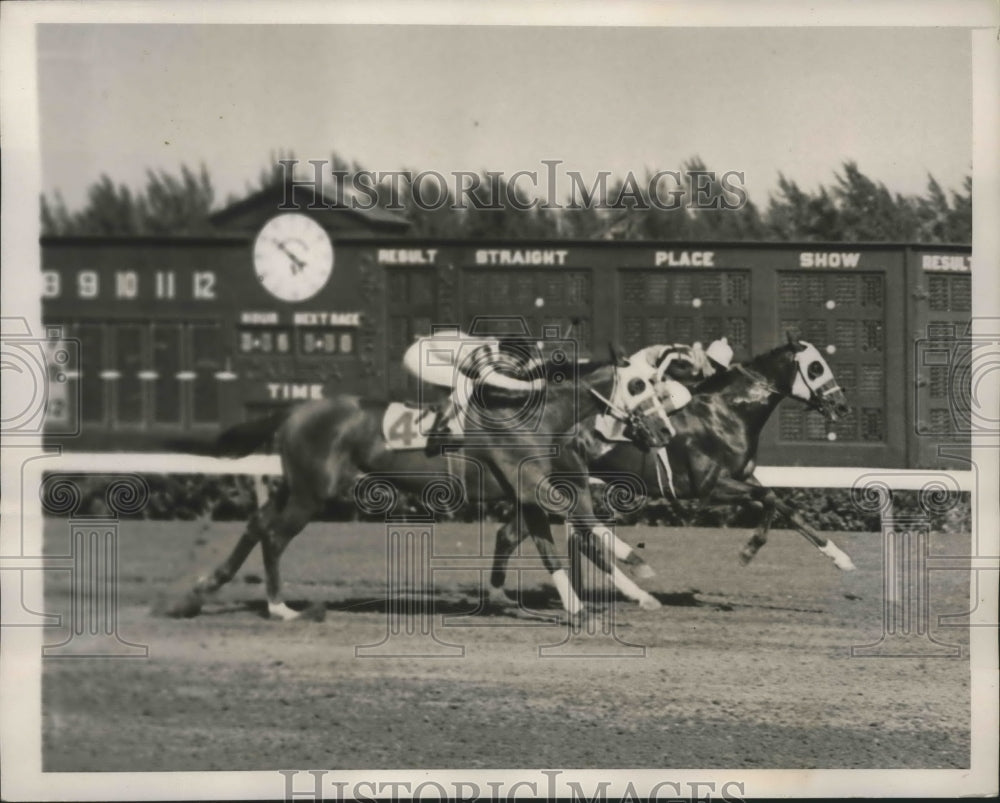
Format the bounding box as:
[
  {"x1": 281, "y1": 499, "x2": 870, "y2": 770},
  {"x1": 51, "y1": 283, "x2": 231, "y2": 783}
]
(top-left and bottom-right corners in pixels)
[{"x1": 252, "y1": 214, "x2": 334, "y2": 302}]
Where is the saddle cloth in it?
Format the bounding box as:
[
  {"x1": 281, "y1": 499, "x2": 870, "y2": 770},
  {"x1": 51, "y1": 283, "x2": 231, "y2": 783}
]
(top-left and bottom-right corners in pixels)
[{"x1": 381, "y1": 402, "x2": 462, "y2": 451}]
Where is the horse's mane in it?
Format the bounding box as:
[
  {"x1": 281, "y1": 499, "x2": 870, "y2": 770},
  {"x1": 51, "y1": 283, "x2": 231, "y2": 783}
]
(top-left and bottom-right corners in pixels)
[
  {"x1": 690, "y1": 366, "x2": 735, "y2": 394},
  {"x1": 691, "y1": 343, "x2": 792, "y2": 395}
]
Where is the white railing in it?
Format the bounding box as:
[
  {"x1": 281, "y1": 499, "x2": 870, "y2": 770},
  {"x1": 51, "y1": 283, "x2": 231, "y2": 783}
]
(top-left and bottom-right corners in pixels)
[{"x1": 39, "y1": 452, "x2": 974, "y2": 491}]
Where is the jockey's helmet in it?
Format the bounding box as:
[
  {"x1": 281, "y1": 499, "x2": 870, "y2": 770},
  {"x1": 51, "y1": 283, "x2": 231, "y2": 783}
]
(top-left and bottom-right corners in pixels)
[{"x1": 705, "y1": 337, "x2": 734, "y2": 370}]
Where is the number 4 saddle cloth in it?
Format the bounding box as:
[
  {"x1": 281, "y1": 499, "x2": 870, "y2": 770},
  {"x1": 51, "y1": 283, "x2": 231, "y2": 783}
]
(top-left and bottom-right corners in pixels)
[{"x1": 381, "y1": 402, "x2": 463, "y2": 451}]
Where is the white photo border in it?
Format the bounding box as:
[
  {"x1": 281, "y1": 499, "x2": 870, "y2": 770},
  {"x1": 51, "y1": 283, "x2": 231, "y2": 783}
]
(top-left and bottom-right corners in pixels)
[{"x1": 2, "y1": 1, "x2": 997, "y2": 799}]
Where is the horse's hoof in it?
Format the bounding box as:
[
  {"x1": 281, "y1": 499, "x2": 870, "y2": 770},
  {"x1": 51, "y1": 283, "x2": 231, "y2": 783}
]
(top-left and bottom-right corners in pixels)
[
  {"x1": 486, "y1": 588, "x2": 517, "y2": 611},
  {"x1": 158, "y1": 592, "x2": 203, "y2": 619},
  {"x1": 738, "y1": 549, "x2": 756, "y2": 566},
  {"x1": 267, "y1": 601, "x2": 301, "y2": 621},
  {"x1": 638, "y1": 595, "x2": 662, "y2": 611},
  {"x1": 820, "y1": 539, "x2": 857, "y2": 571}
]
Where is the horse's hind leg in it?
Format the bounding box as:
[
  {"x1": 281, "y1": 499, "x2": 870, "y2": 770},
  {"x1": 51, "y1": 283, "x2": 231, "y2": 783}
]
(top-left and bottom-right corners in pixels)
[
  {"x1": 165, "y1": 503, "x2": 269, "y2": 618},
  {"x1": 259, "y1": 494, "x2": 317, "y2": 620},
  {"x1": 489, "y1": 515, "x2": 527, "y2": 608},
  {"x1": 517, "y1": 504, "x2": 583, "y2": 616}
]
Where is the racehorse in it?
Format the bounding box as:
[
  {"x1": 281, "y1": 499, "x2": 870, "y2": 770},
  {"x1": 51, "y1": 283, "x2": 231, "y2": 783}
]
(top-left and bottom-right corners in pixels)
[
  {"x1": 165, "y1": 357, "x2": 667, "y2": 621},
  {"x1": 489, "y1": 335, "x2": 857, "y2": 595}
]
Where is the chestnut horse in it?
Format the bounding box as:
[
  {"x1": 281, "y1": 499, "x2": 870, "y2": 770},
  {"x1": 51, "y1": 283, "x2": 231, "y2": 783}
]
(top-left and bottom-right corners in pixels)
[{"x1": 167, "y1": 357, "x2": 668, "y2": 620}]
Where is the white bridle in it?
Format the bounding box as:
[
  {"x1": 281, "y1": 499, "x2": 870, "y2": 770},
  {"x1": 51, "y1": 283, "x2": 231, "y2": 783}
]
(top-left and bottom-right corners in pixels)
[{"x1": 789, "y1": 341, "x2": 843, "y2": 405}]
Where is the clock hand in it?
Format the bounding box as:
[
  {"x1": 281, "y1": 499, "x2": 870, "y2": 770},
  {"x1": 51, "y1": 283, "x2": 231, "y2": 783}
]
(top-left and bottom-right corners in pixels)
[{"x1": 273, "y1": 239, "x2": 307, "y2": 273}]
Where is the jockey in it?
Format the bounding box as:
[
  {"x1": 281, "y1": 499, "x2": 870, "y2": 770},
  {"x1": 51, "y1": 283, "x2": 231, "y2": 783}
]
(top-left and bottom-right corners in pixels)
[
  {"x1": 630, "y1": 337, "x2": 734, "y2": 386},
  {"x1": 591, "y1": 337, "x2": 732, "y2": 446},
  {"x1": 604, "y1": 337, "x2": 734, "y2": 436},
  {"x1": 401, "y1": 329, "x2": 541, "y2": 392},
  {"x1": 401, "y1": 329, "x2": 542, "y2": 451}
]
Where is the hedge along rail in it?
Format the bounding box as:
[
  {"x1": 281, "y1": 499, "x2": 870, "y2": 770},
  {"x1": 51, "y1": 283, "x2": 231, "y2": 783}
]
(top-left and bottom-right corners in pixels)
[{"x1": 39, "y1": 452, "x2": 973, "y2": 554}]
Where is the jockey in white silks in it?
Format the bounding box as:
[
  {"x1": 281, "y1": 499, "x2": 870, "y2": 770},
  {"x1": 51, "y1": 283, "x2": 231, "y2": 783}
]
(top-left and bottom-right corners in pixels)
[
  {"x1": 633, "y1": 337, "x2": 734, "y2": 382},
  {"x1": 592, "y1": 336, "x2": 733, "y2": 500},
  {"x1": 595, "y1": 337, "x2": 734, "y2": 442},
  {"x1": 401, "y1": 329, "x2": 543, "y2": 445}
]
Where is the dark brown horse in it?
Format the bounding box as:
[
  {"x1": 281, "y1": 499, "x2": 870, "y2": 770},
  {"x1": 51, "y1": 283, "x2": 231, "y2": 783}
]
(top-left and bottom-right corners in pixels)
[
  {"x1": 489, "y1": 336, "x2": 856, "y2": 596},
  {"x1": 166, "y1": 358, "x2": 666, "y2": 620}
]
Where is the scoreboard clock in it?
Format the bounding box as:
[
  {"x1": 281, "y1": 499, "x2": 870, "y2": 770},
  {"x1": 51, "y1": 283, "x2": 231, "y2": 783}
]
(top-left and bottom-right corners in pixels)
[{"x1": 252, "y1": 213, "x2": 334, "y2": 302}]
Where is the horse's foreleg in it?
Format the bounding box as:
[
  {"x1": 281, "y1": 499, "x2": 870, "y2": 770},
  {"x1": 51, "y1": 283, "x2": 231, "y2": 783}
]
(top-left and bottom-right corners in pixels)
[
  {"x1": 595, "y1": 526, "x2": 661, "y2": 610},
  {"x1": 571, "y1": 524, "x2": 661, "y2": 611},
  {"x1": 711, "y1": 476, "x2": 856, "y2": 571},
  {"x1": 771, "y1": 498, "x2": 856, "y2": 571},
  {"x1": 613, "y1": 532, "x2": 656, "y2": 579},
  {"x1": 588, "y1": 477, "x2": 655, "y2": 578}
]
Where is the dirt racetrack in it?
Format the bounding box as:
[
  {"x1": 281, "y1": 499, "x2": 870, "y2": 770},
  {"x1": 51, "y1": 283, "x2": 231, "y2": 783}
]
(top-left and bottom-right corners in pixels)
[{"x1": 42, "y1": 518, "x2": 970, "y2": 771}]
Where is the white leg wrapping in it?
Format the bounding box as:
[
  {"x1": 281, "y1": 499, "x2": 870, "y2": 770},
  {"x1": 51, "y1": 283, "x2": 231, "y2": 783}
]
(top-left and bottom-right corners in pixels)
[
  {"x1": 594, "y1": 526, "x2": 634, "y2": 561},
  {"x1": 611, "y1": 567, "x2": 662, "y2": 610},
  {"x1": 597, "y1": 527, "x2": 655, "y2": 578},
  {"x1": 819, "y1": 539, "x2": 857, "y2": 571},
  {"x1": 267, "y1": 601, "x2": 300, "y2": 621},
  {"x1": 592, "y1": 528, "x2": 659, "y2": 608},
  {"x1": 550, "y1": 569, "x2": 584, "y2": 615}
]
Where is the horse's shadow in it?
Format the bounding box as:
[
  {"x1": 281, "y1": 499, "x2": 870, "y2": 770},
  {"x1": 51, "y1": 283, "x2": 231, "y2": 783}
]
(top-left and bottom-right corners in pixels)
[{"x1": 197, "y1": 587, "x2": 721, "y2": 621}]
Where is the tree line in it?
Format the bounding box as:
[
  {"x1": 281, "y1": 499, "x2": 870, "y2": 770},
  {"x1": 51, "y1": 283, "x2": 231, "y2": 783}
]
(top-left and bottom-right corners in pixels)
[{"x1": 41, "y1": 153, "x2": 971, "y2": 243}]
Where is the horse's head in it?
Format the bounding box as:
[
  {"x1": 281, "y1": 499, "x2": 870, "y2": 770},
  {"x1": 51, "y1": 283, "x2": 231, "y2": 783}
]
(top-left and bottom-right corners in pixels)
[
  {"x1": 781, "y1": 332, "x2": 850, "y2": 422},
  {"x1": 589, "y1": 358, "x2": 676, "y2": 450}
]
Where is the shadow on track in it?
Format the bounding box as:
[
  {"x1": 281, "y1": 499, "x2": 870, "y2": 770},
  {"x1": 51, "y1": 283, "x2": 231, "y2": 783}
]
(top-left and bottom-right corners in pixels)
[{"x1": 174, "y1": 586, "x2": 747, "y2": 621}]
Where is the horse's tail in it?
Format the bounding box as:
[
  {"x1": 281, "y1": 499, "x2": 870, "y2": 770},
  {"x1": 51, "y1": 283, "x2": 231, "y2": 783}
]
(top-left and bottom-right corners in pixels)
[
  {"x1": 213, "y1": 409, "x2": 291, "y2": 457},
  {"x1": 166, "y1": 409, "x2": 291, "y2": 458}
]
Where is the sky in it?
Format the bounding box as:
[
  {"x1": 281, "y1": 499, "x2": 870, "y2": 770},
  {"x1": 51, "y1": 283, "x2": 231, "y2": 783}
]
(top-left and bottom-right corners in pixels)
[{"x1": 36, "y1": 24, "x2": 972, "y2": 211}]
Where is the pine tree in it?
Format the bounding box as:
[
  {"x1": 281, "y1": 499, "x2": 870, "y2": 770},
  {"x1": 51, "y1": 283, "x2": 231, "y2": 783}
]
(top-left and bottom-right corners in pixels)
[
  {"x1": 41, "y1": 164, "x2": 215, "y2": 235},
  {"x1": 40, "y1": 155, "x2": 971, "y2": 243}
]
